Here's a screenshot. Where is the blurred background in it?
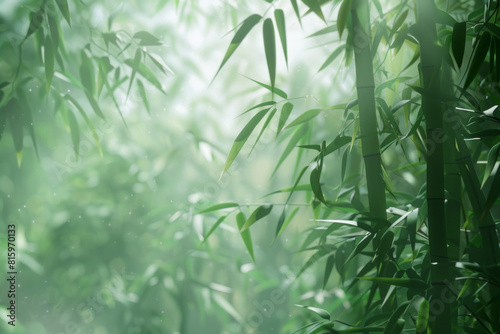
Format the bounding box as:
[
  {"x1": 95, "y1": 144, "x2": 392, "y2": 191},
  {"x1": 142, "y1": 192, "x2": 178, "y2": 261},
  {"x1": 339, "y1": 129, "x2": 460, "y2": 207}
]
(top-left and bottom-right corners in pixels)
[{"x1": 0, "y1": 1, "x2": 361, "y2": 333}]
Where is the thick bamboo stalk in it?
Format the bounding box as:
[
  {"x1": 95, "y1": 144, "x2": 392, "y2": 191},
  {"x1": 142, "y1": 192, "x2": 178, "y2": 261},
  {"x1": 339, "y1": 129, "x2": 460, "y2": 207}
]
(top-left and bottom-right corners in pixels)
[
  {"x1": 415, "y1": 0, "x2": 451, "y2": 332},
  {"x1": 350, "y1": 0, "x2": 387, "y2": 222}
]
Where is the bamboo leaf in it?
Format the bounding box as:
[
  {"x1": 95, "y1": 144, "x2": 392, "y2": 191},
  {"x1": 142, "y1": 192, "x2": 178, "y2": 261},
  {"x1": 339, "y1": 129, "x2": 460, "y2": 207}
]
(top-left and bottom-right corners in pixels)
[
  {"x1": 136, "y1": 79, "x2": 150, "y2": 114},
  {"x1": 263, "y1": 18, "x2": 277, "y2": 95},
  {"x1": 275, "y1": 206, "x2": 299, "y2": 238},
  {"x1": 310, "y1": 167, "x2": 326, "y2": 204},
  {"x1": 133, "y1": 31, "x2": 162, "y2": 46},
  {"x1": 391, "y1": 9, "x2": 408, "y2": 35},
  {"x1": 47, "y1": 13, "x2": 60, "y2": 50},
  {"x1": 66, "y1": 108, "x2": 80, "y2": 160},
  {"x1": 80, "y1": 50, "x2": 95, "y2": 96},
  {"x1": 291, "y1": 0, "x2": 302, "y2": 26},
  {"x1": 222, "y1": 108, "x2": 269, "y2": 176},
  {"x1": 236, "y1": 212, "x2": 255, "y2": 262},
  {"x1": 295, "y1": 304, "x2": 331, "y2": 320},
  {"x1": 308, "y1": 24, "x2": 338, "y2": 38},
  {"x1": 147, "y1": 53, "x2": 174, "y2": 75},
  {"x1": 65, "y1": 94, "x2": 103, "y2": 157},
  {"x1": 319, "y1": 45, "x2": 346, "y2": 72},
  {"x1": 44, "y1": 36, "x2": 54, "y2": 93},
  {"x1": 272, "y1": 125, "x2": 308, "y2": 176},
  {"x1": 301, "y1": 0, "x2": 326, "y2": 23},
  {"x1": 55, "y1": 0, "x2": 71, "y2": 26},
  {"x1": 26, "y1": 10, "x2": 44, "y2": 38},
  {"x1": 383, "y1": 301, "x2": 410, "y2": 334},
  {"x1": 274, "y1": 9, "x2": 288, "y2": 68},
  {"x1": 250, "y1": 107, "x2": 276, "y2": 154},
  {"x1": 202, "y1": 215, "x2": 227, "y2": 244},
  {"x1": 357, "y1": 277, "x2": 429, "y2": 290},
  {"x1": 239, "y1": 101, "x2": 276, "y2": 117},
  {"x1": 464, "y1": 32, "x2": 491, "y2": 90},
  {"x1": 197, "y1": 202, "x2": 239, "y2": 214},
  {"x1": 243, "y1": 75, "x2": 288, "y2": 99},
  {"x1": 240, "y1": 205, "x2": 273, "y2": 232},
  {"x1": 323, "y1": 254, "x2": 335, "y2": 289},
  {"x1": 214, "y1": 14, "x2": 262, "y2": 79},
  {"x1": 127, "y1": 48, "x2": 142, "y2": 98},
  {"x1": 337, "y1": 0, "x2": 352, "y2": 39},
  {"x1": 284, "y1": 109, "x2": 321, "y2": 129},
  {"x1": 481, "y1": 142, "x2": 500, "y2": 188},
  {"x1": 277, "y1": 102, "x2": 293, "y2": 136},
  {"x1": 416, "y1": 299, "x2": 429, "y2": 333},
  {"x1": 6, "y1": 99, "x2": 23, "y2": 166},
  {"x1": 124, "y1": 58, "x2": 164, "y2": 93},
  {"x1": 452, "y1": 22, "x2": 466, "y2": 68}
]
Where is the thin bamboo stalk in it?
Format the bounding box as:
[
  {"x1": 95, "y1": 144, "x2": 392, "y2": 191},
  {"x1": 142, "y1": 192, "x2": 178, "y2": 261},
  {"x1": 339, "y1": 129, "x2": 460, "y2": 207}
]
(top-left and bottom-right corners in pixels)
[
  {"x1": 350, "y1": 0, "x2": 387, "y2": 222},
  {"x1": 415, "y1": 0, "x2": 451, "y2": 332}
]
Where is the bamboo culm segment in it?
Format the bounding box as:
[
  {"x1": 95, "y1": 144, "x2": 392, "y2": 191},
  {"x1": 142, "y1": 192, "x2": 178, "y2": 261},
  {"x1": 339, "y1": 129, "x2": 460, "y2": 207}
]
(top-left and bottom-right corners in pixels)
[
  {"x1": 351, "y1": 0, "x2": 386, "y2": 222},
  {"x1": 415, "y1": 0, "x2": 451, "y2": 332}
]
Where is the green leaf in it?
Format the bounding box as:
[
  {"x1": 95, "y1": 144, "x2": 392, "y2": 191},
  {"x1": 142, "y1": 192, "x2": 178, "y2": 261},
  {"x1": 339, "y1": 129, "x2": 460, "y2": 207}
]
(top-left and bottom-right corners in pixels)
[
  {"x1": 274, "y1": 9, "x2": 288, "y2": 68},
  {"x1": 291, "y1": 0, "x2": 302, "y2": 26},
  {"x1": 250, "y1": 107, "x2": 276, "y2": 154},
  {"x1": 285, "y1": 109, "x2": 321, "y2": 129},
  {"x1": 6, "y1": 99, "x2": 23, "y2": 166},
  {"x1": 481, "y1": 142, "x2": 500, "y2": 188},
  {"x1": 239, "y1": 101, "x2": 276, "y2": 117},
  {"x1": 307, "y1": 24, "x2": 338, "y2": 38},
  {"x1": 391, "y1": 9, "x2": 408, "y2": 35},
  {"x1": 295, "y1": 304, "x2": 331, "y2": 320},
  {"x1": 240, "y1": 205, "x2": 273, "y2": 232},
  {"x1": 65, "y1": 94, "x2": 103, "y2": 157},
  {"x1": 147, "y1": 53, "x2": 174, "y2": 75},
  {"x1": 319, "y1": 44, "x2": 346, "y2": 72},
  {"x1": 277, "y1": 102, "x2": 293, "y2": 135},
  {"x1": 127, "y1": 48, "x2": 142, "y2": 98},
  {"x1": 201, "y1": 215, "x2": 227, "y2": 244},
  {"x1": 44, "y1": 36, "x2": 54, "y2": 93},
  {"x1": 310, "y1": 167, "x2": 326, "y2": 204},
  {"x1": 133, "y1": 31, "x2": 162, "y2": 46},
  {"x1": 358, "y1": 277, "x2": 429, "y2": 290},
  {"x1": 197, "y1": 202, "x2": 239, "y2": 214},
  {"x1": 272, "y1": 125, "x2": 307, "y2": 176},
  {"x1": 383, "y1": 301, "x2": 410, "y2": 334},
  {"x1": 263, "y1": 18, "x2": 277, "y2": 95},
  {"x1": 66, "y1": 108, "x2": 80, "y2": 160},
  {"x1": 323, "y1": 254, "x2": 335, "y2": 289},
  {"x1": 26, "y1": 10, "x2": 44, "y2": 38},
  {"x1": 236, "y1": 212, "x2": 255, "y2": 262},
  {"x1": 337, "y1": 0, "x2": 352, "y2": 39},
  {"x1": 301, "y1": 0, "x2": 326, "y2": 23},
  {"x1": 124, "y1": 58, "x2": 164, "y2": 93},
  {"x1": 47, "y1": 13, "x2": 60, "y2": 50},
  {"x1": 325, "y1": 135, "x2": 351, "y2": 155},
  {"x1": 214, "y1": 14, "x2": 262, "y2": 79},
  {"x1": 244, "y1": 76, "x2": 288, "y2": 99},
  {"x1": 222, "y1": 108, "x2": 270, "y2": 176},
  {"x1": 464, "y1": 32, "x2": 491, "y2": 90},
  {"x1": 452, "y1": 22, "x2": 466, "y2": 68},
  {"x1": 80, "y1": 51, "x2": 95, "y2": 96},
  {"x1": 136, "y1": 79, "x2": 150, "y2": 114},
  {"x1": 55, "y1": 0, "x2": 71, "y2": 26},
  {"x1": 275, "y1": 206, "x2": 299, "y2": 238},
  {"x1": 416, "y1": 299, "x2": 429, "y2": 333}
]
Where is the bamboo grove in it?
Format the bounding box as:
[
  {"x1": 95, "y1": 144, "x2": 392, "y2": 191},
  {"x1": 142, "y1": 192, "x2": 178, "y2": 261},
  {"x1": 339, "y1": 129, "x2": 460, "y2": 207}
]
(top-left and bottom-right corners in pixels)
[{"x1": 201, "y1": 0, "x2": 500, "y2": 333}]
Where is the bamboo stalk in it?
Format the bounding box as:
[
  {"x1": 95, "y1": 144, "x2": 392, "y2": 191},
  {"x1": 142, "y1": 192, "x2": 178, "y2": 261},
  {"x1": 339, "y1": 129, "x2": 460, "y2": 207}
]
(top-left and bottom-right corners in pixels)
[
  {"x1": 350, "y1": 0, "x2": 387, "y2": 222},
  {"x1": 415, "y1": 0, "x2": 451, "y2": 332}
]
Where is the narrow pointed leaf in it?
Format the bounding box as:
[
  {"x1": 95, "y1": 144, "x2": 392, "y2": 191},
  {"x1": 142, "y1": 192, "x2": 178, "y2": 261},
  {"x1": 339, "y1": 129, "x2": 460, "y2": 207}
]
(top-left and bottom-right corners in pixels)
[
  {"x1": 124, "y1": 58, "x2": 164, "y2": 93},
  {"x1": 452, "y1": 22, "x2": 466, "y2": 68},
  {"x1": 323, "y1": 254, "x2": 335, "y2": 289},
  {"x1": 275, "y1": 206, "x2": 299, "y2": 238},
  {"x1": 391, "y1": 9, "x2": 408, "y2": 35},
  {"x1": 6, "y1": 99, "x2": 23, "y2": 165},
  {"x1": 263, "y1": 18, "x2": 276, "y2": 94},
  {"x1": 136, "y1": 79, "x2": 150, "y2": 114},
  {"x1": 301, "y1": 0, "x2": 326, "y2": 22},
  {"x1": 197, "y1": 202, "x2": 239, "y2": 214},
  {"x1": 291, "y1": 0, "x2": 302, "y2": 26},
  {"x1": 236, "y1": 212, "x2": 255, "y2": 262},
  {"x1": 319, "y1": 45, "x2": 346, "y2": 72},
  {"x1": 79, "y1": 51, "x2": 95, "y2": 96},
  {"x1": 56, "y1": 0, "x2": 71, "y2": 26},
  {"x1": 464, "y1": 32, "x2": 491, "y2": 90},
  {"x1": 239, "y1": 101, "x2": 276, "y2": 117},
  {"x1": 481, "y1": 142, "x2": 500, "y2": 188},
  {"x1": 358, "y1": 277, "x2": 429, "y2": 290},
  {"x1": 202, "y1": 215, "x2": 227, "y2": 244},
  {"x1": 284, "y1": 109, "x2": 321, "y2": 129},
  {"x1": 127, "y1": 48, "x2": 142, "y2": 98},
  {"x1": 26, "y1": 10, "x2": 44, "y2": 38},
  {"x1": 310, "y1": 167, "x2": 326, "y2": 204},
  {"x1": 240, "y1": 205, "x2": 273, "y2": 232},
  {"x1": 274, "y1": 9, "x2": 288, "y2": 67},
  {"x1": 222, "y1": 108, "x2": 269, "y2": 176},
  {"x1": 277, "y1": 102, "x2": 293, "y2": 135},
  {"x1": 295, "y1": 304, "x2": 331, "y2": 320},
  {"x1": 337, "y1": 0, "x2": 352, "y2": 39},
  {"x1": 44, "y1": 36, "x2": 54, "y2": 93},
  {"x1": 244, "y1": 76, "x2": 288, "y2": 99},
  {"x1": 133, "y1": 31, "x2": 162, "y2": 46},
  {"x1": 66, "y1": 108, "x2": 80, "y2": 160},
  {"x1": 214, "y1": 14, "x2": 262, "y2": 79},
  {"x1": 250, "y1": 107, "x2": 276, "y2": 154}
]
